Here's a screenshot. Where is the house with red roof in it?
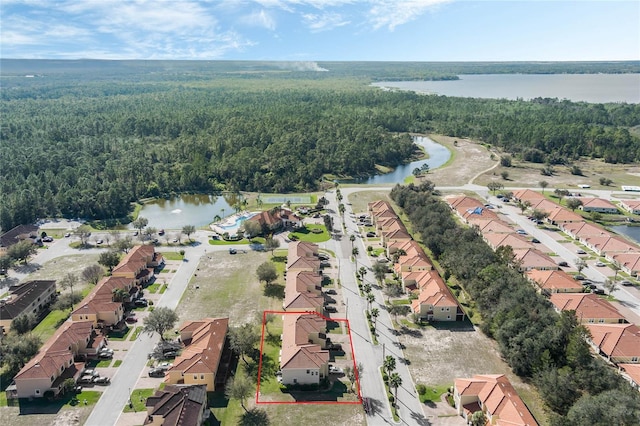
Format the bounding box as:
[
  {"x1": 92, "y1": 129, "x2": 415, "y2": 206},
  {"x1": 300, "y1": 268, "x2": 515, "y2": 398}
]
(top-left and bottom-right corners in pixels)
[
  {"x1": 618, "y1": 364, "x2": 640, "y2": 390},
  {"x1": 284, "y1": 270, "x2": 324, "y2": 313},
  {"x1": 526, "y1": 270, "x2": 584, "y2": 295},
  {"x1": 513, "y1": 248, "x2": 559, "y2": 271},
  {"x1": 586, "y1": 323, "x2": 640, "y2": 364},
  {"x1": 112, "y1": 244, "x2": 163, "y2": 284},
  {"x1": 484, "y1": 232, "x2": 535, "y2": 251},
  {"x1": 453, "y1": 374, "x2": 538, "y2": 426},
  {"x1": 71, "y1": 276, "x2": 134, "y2": 328},
  {"x1": 512, "y1": 189, "x2": 545, "y2": 205},
  {"x1": 579, "y1": 198, "x2": 619, "y2": 214},
  {"x1": 560, "y1": 222, "x2": 606, "y2": 240},
  {"x1": 620, "y1": 200, "x2": 640, "y2": 215},
  {"x1": 165, "y1": 318, "x2": 229, "y2": 391},
  {"x1": 280, "y1": 313, "x2": 329, "y2": 385},
  {"x1": 11, "y1": 320, "x2": 102, "y2": 399},
  {"x1": 144, "y1": 384, "x2": 209, "y2": 426},
  {"x1": 612, "y1": 252, "x2": 640, "y2": 278},
  {"x1": 549, "y1": 293, "x2": 627, "y2": 324}
]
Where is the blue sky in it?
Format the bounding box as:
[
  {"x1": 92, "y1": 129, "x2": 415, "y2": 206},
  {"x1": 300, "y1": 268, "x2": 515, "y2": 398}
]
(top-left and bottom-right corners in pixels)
[{"x1": 1, "y1": 0, "x2": 638, "y2": 61}]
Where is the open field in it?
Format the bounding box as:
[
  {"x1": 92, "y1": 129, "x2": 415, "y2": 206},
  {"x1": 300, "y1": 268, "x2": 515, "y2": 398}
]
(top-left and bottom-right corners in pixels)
[
  {"x1": 475, "y1": 156, "x2": 640, "y2": 190},
  {"x1": 397, "y1": 322, "x2": 548, "y2": 425},
  {"x1": 17, "y1": 254, "x2": 101, "y2": 287}
]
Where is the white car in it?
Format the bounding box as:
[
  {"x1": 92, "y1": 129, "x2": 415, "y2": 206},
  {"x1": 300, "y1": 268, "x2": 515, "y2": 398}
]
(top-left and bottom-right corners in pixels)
[
  {"x1": 595, "y1": 261, "x2": 606, "y2": 267},
  {"x1": 328, "y1": 365, "x2": 343, "y2": 374}
]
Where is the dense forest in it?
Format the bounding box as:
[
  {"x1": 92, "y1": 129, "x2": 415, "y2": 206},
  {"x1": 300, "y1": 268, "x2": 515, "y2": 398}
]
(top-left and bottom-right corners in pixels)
[
  {"x1": 390, "y1": 182, "x2": 640, "y2": 425},
  {"x1": 1, "y1": 60, "x2": 640, "y2": 230}
]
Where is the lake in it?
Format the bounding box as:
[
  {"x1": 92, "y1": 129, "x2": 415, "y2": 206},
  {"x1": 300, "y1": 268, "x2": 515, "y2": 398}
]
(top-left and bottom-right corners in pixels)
[
  {"x1": 372, "y1": 73, "x2": 640, "y2": 104},
  {"x1": 136, "y1": 194, "x2": 233, "y2": 230},
  {"x1": 610, "y1": 225, "x2": 640, "y2": 245},
  {"x1": 348, "y1": 136, "x2": 451, "y2": 185}
]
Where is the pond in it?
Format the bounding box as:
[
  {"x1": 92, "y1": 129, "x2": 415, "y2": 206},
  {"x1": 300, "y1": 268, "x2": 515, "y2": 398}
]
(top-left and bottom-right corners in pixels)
[
  {"x1": 610, "y1": 225, "x2": 640, "y2": 245},
  {"x1": 347, "y1": 136, "x2": 451, "y2": 185},
  {"x1": 136, "y1": 194, "x2": 234, "y2": 230}
]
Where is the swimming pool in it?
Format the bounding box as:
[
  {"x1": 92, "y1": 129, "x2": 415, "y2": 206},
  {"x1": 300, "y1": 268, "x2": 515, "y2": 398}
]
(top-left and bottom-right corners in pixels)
[{"x1": 214, "y1": 212, "x2": 258, "y2": 234}]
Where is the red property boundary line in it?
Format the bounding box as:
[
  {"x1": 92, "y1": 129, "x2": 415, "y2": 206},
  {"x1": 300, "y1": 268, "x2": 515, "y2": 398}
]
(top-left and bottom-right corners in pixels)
[{"x1": 256, "y1": 310, "x2": 362, "y2": 405}]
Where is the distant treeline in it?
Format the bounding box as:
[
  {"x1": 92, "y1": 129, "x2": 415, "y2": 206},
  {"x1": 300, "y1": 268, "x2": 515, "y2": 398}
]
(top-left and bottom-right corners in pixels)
[
  {"x1": 390, "y1": 182, "x2": 640, "y2": 425},
  {"x1": 1, "y1": 63, "x2": 639, "y2": 230}
]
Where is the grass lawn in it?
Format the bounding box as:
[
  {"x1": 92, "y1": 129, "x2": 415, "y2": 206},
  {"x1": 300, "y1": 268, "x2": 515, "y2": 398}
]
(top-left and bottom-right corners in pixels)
[
  {"x1": 288, "y1": 224, "x2": 330, "y2": 243},
  {"x1": 146, "y1": 282, "x2": 161, "y2": 293},
  {"x1": 32, "y1": 309, "x2": 70, "y2": 342},
  {"x1": 129, "y1": 326, "x2": 143, "y2": 341},
  {"x1": 417, "y1": 384, "x2": 450, "y2": 403},
  {"x1": 209, "y1": 238, "x2": 250, "y2": 245},
  {"x1": 161, "y1": 252, "x2": 184, "y2": 261},
  {"x1": 159, "y1": 284, "x2": 168, "y2": 294},
  {"x1": 123, "y1": 388, "x2": 155, "y2": 413},
  {"x1": 113, "y1": 360, "x2": 122, "y2": 367}
]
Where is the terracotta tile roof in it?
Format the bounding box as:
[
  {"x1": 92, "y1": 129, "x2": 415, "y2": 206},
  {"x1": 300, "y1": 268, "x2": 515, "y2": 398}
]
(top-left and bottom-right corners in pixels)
[
  {"x1": 411, "y1": 270, "x2": 459, "y2": 311},
  {"x1": 284, "y1": 269, "x2": 324, "y2": 310},
  {"x1": 382, "y1": 228, "x2": 412, "y2": 241},
  {"x1": 512, "y1": 189, "x2": 545, "y2": 203},
  {"x1": 612, "y1": 252, "x2": 640, "y2": 272},
  {"x1": 619, "y1": 363, "x2": 640, "y2": 386},
  {"x1": 484, "y1": 233, "x2": 535, "y2": 250},
  {"x1": 620, "y1": 200, "x2": 640, "y2": 211},
  {"x1": 454, "y1": 374, "x2": 538, "y2": 426},
  {"x1": 513, "y1": 248, "x2": 558, "y2": 270},
  {"x1": 560, "y1": 221, "x2": 606, "y2": 238},
  {"x1": 526, "y1": 270, "x2": 583, "y2": 292},
  {"x1": 445, "y1": 195, "x2": 484, "y2": 212},
  {"x1": 387, "y1": 240, "x2": 422, "y2": 257},
  {"x1": 286, "y1": 256, "x2": 320, "y2": 271},
  {"x1": 368, "y1": 200, "x2": 393, "y2": 213},
  {"x1": 586, "y1": 323, "x2": 640, "y2": 361},
  {"x1": 168, "y1": 318, "x2": 228, "y2": 378},
  {"x1": 549, "y1": 293, "x2": 626, "y2": 323},
  {"x1": 579, "y1": 198, "x2": 618, "y2": 210},
  {"x1": 545, "y1": 207, "x2": 583, "y2": 223},
  {"x1": 281, "y1": 313, "x2": 328, "y2": 370},
  {"x1": 584, "y1": 235, "x2": 638, "y2": 254},
  {"x1": 478, "y1": 220, "x2": 515, "y2": 234},
  {"x1": 288, "y1": 241, "x2": 318, "y2": 259}
]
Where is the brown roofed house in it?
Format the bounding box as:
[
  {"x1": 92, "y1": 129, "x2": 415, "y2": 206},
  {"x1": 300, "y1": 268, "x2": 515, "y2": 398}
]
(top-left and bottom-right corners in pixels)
[
  {"x1": 549, "y1": 293, "x2": 627, "y2": 324},
  {"x1": 526, "y1": 270, "x2": 584, "y2": 295},
  {"x1": 144, "y1": 384, "x2": 209, "y2": 426},
  {"x1": 586, "y1": 323, "x2": 640, "y2": 364},
  {"x1": 280, "y1": 313, "x2": 329, "y2": 385}
]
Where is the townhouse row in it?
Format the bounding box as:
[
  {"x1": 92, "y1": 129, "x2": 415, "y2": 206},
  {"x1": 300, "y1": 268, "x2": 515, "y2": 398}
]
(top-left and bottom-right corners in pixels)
[
  {"x1": 9, "y1": 244, "x2": 163, "y2": 399},
  {"x1": 447, "y1": 193, "x2": 640, "y2": 390},
  {"x1": 368, "y1": 200, "x2": 465, "y2": 322},
  {"x1": 280, "y1": 241, "x2": 331, "y2": 385}
]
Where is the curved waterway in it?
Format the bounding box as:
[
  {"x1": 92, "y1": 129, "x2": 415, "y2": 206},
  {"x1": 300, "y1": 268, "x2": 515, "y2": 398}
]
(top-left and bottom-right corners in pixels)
[{"x1": 345, "y1": 136, "x2": 451, "y2": 184}]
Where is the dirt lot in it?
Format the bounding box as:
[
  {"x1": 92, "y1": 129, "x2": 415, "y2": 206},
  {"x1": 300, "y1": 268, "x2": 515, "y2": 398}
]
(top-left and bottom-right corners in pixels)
[
  {"x1": 398, "y1": 323, "x2": 547, "y2": 425},
  {"x1": 475, "y1": 156, "x2": 640, "y2": 190},
  {"x1": 425, "y1": 135, "x2": 499, "y2": 186},
  {"x1": 17, "y1": 254, "x2": 101, "y2": 288},
  {"x1": 177, "y1": 250, "x2": 283, "y2": 326},
  {"x1": 0, "y1": 405, "x2": 92, "y2": 426}
]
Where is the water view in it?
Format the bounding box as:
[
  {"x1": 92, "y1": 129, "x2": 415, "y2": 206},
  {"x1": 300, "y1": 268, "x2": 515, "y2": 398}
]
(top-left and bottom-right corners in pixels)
[
  {"x1": 610, "y1": 225, "x2": 640, "y2": 245},
  {"x1": 137, "y1": 194, "x2": 233, "y2": 229},
  {"x1": 373, "y1": 73, "x2": 640, "y2": 104},
  {"x1": 351, "y1": 136, "x2": 451, "y2": 185}
]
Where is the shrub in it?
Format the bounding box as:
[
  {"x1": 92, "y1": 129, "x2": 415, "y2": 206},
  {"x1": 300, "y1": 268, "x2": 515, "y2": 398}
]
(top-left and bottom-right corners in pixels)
[
  {"x1": 382, "y1": 372, "x2": 388, "y2": 383},
  {"x1": 388, "y1": 395, "x2": 395, "y2": 404},
  {"x1": 416, "y1": 384, "x2": 427, "y2": 395}
]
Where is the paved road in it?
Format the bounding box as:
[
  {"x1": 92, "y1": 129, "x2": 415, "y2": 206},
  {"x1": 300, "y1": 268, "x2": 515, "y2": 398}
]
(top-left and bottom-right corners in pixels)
[{"x1": 322, "y1": 190, "x2": 428, "y2": 425}]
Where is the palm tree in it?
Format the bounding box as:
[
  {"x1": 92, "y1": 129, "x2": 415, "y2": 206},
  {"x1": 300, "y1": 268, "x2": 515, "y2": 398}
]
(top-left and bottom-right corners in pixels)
[
  {"x1": 611, "y1": 261, "x2": 621, "y2": 283},
  {"x1": 112, "y1": 288, "x2": 128, "y2": 303},
  {"x1": 359, "y1": 267, "x2": 367, "y2": 281},
  {"x1": 362, "y1": 283, "x2": 372, "y2": 294},
  {"x1": 213, "y1": 214, "x2": 221, "y2": 223},
  {"x1": 389, "y1": 373, "x2": 403, "y2": 405},
  {"x1": 366, "y1": 293, "x2": 375, "y2": 310},
  {"x1": 383, "y1": 355, "x2": 396, "y2": 380},
  {"x1": 350, "y1": 234, "x2": 356, "y2": 248},
  {"x1": 370, "y1": 308, "x2": 379, "y2": 331}
]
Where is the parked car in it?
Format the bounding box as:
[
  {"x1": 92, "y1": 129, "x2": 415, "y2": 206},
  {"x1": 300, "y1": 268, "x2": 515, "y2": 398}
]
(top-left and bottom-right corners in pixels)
[
  {"x1": 531, "y1": 238, "x2": 540, "y2": 243},
  {"x1": 318, "y1": 254, "x2": 330, "y2": 261},
  {"x1": 592, "y1": 288, "x2": 605, "y2": 295},
  {"x1": 595, "y1": 261, "x2": 606, "y2": 267},
  {"x1": 96, "y1": 239, "x2": 104, "y2": 244},
  {"x1": 126, "y1": 316, "x2": 138, "y2": 323},
  {"x1": 158, "y1": 229, "x2": 165, "y2": 236},
  {"x1": 149, "y1": 368, "x2": 165, "y2": 378},
  {"x1": 77, "y1": 376, "x2": 94, "y2": 384},
  {"x1": 516, "y1": 230, "x2": 527, "y2": 235},
  {"x1": 93, "y1": 376, "x2": 111, "y2": 385},
  {"x1": 163, "y1": 351, "x2": 178, "y2": 358},
  {"x1": 157, "y1": 362, "x2": 173, "y2": 370},
  {"x1": 558, "y1": 261, "x2": 569, "y2": 267},
  {"x1": 73, "y1": 385, "x2": 83, "y2": 394},
  {"x1": 325, "y1": 306, "x2": 337, "y2": 313},
  {"x1": 366, "y1": 232, "x2": 376, "y2": 237},
  {"x1": 620, "y1": 280, "x2": 634, "y2": 286},
  {"x1": 133, "y1": 231, "x2": 139, "y2": 236},
  {"x1": 574, "y1": 275, "x2": 586, "y2": 281},
  {"x1": 577, "y1": 249, "x2": 587, "y2": 254},
  {"x1": 98, "y1": 352, "x2": 113, "y2": 359},
  {"x1": 328, "y1": 343, "x2": 342, "y2": 351},
  {"x1": 325, "y1": 289, "x2": 337, "y2": 295},
  {"x1": 134, "y1": 299, "x2": 148, "y2": 307},
  {"x1": 229, "y1": 248, "x2": 237, "y2": 254},
  {"x1": 42, "y1": 236, "x2": 53, "y2": 242},
  {"x1": 328, "y1": 365, "x2": 343, "y2": 374},
  {"x1": 82, "y1": 369, "x2": 99, "y2": 377},
  {"x1": 64, "y1": 232, "x2": 71, "y2": 238}
]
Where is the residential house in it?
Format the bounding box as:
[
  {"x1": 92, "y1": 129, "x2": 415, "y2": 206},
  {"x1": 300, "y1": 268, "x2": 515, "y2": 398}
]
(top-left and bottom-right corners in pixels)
[
  {"x1": 526, "y1": 270, "x2": 584, "y2": 295},
  {"x1": 620, "y1": 200, "x2": 640, "y2": 215},
  {"x1": 381, "y1": 228, "x2": 412, "y2": 247},
  {"x1": 453, "y1": 374, "x2": 538, "y2": 426},
  {"x1": 387, "y1": 240, "x2": 423, "y2": 258},
  {"x1": 476, "y1": 219, "x2": 515, "y2": 235},
  {"x1": 165, "y1": 318, "x2": 229, "y2": 392},
  {"x1": 0, "y1": 280, "x2": 56, "y2": 334},
  {"x1": 512, "y1": 189, "x2": 545, "y2": 205},
  {"x1": 618, "y1": 364, "x2": 640, "y2": 390},
  {"x1": 560, "y1": 222, "x2": 606, "y2": 240},
  {"x1": 368, "y1": 200, "x2": 396, "y2": 222},
  {"x1": 545, "y1": 207, "x2": 584, "y2": 225},
  {"x1": 280, "y1": 313, "x2": 329, "y2": 385},
  {"x1": 249, "y1": 210, "x2": 282, "y2": 232},
  {"x1": 0, "y1": 224, "x2": 40, "y2": 254},
  {"x1": 144, "y1": 384, "x2": 209, "y2": 426},
  {"x1": 579, "y1": 198, "x2": 619, "y2": 214},
  {"x1": 583, "y1": 235, "x2": 638, "y2": 257},
  {"x1": 586, "y1": 323, "x2": 640, "y2": 364},
  {"x1": 12, "y1": 320, "x2": 103, "y2": 399},
  {"x1": 71, "y1": 276, "x2": 134, "y2": 328},
  {"x1": 549, "y1": 293, "x2": 627, "y2": 324},
  {"x1": 393, "y1": 252, "x2": 433, "y2": 275},
  {"x1": 112, "y1": 245, "x2": 163, "y2": 284},
  {"x1": 288, "y1": 241, "x2": 319, "y2": 259},
  {"x1": 483, "y1": 232, "x2": 535, "y2": 251},
  {"x1": 513, "y1": 248, "x2": 559, "y2": 271},
  {"x1": 461, "y1": 207, "x2": 499, "y2": 223},
  {"x1": 411, "y1": 272, "x2": 464, "y2": 322},
  {"x1": 612, "y1": 252, "x2": 640, "y2": 278},
  {"x1": 401, "y1": 269, "x2": 439, "y2": 292},
  {"x1": 284, "y1": 270, "x2": 324, "y2": 313}
]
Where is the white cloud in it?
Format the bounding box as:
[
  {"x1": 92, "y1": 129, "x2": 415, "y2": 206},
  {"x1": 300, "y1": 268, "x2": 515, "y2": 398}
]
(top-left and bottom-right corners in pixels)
[
  {"x1": 367, "y1": 0, "x2": 451, "y2": 31},
  {"x1": 240, "y1": 9, "x2": 277, "y2": 30},
  {"x1": 302, "y1": 11, "x2": 350, "y2": 32}
]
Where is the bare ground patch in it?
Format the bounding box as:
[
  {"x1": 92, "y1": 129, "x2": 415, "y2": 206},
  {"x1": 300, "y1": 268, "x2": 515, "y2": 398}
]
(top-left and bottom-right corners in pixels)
[
  {"x1": 1, "y1": 405, "x2": 92, "y2": 426},
  {"x1": 347, "y1": 190, "x2": 391, "y2": 214},
  {"x1": 177, "y1": 251, "x2": 282, "y2": 326},
  {"x1": 262, "y1": 404, "x2": 366, "y2": 426},
  {"x1": 476, "y1": 158, "x2": 640, "y2": 190},
  {"x1": 20, "y1": 254, "x2": 101, "y2": 284},
  {"x1": 399, "y1": 324, "x2": 548, "y2": 425}
]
